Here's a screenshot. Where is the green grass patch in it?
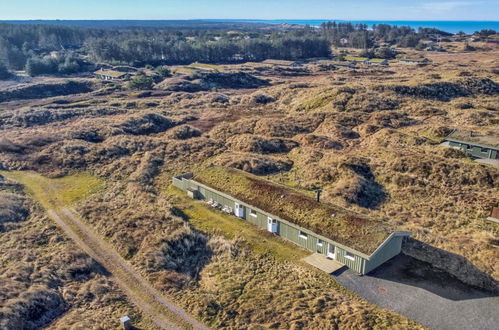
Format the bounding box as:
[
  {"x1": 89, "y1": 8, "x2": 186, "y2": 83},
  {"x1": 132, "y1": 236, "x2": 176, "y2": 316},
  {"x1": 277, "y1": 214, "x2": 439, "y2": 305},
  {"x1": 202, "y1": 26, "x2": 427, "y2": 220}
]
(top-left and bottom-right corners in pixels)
[
  {"x1": 344, "y1": 56, "x2": 368, "y2": 62},
  {"x1": 167, "y1": 185, "x2": 309, "y2": 262},
  {"x1": 0, "y1": 171, "x2": 104, "y2": 208},
  {"x1": 173, "y1": 66, "x2": 199, "y2": 75},
  {"x1": 297, "y1": 88, "x2": 336, "y2": 111},
  {"x1": 242, "y1": 61, "x2": 270, "y2": 67},
  {"x1": 188, "y1": 62, "x2": 221, "y2": 71}
]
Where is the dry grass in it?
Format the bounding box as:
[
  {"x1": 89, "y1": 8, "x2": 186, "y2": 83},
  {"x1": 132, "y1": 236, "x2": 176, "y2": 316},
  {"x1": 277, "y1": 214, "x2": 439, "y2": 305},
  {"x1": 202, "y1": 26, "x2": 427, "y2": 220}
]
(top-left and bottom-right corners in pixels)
[
  {"x1": 0, "y1": 42, "x2": 497, "y2": 327},
  {"x1": 0, "y1": 175, "x2": 150, "y2": 329}
]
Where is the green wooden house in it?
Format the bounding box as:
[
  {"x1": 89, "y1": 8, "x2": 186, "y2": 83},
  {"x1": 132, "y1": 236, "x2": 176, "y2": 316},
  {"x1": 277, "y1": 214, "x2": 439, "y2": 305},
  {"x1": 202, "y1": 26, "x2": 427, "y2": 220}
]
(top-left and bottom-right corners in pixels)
[
  {"x1": 173, "y1": 167, "x2": 411, "y2": 275},
  {"x1": 444, "y1": 130, "x2": 499, "y2": 160}
]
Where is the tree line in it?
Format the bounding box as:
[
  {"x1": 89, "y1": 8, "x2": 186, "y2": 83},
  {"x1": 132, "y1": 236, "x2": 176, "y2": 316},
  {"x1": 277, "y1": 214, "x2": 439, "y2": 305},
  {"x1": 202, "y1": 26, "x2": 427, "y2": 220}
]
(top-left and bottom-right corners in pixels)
[
  {"x1": 319, "y1": 22, "x2": 455, "y2": 49},
  {"x1": 0, "y1": 22, "x2": 496, "y2": 78}
]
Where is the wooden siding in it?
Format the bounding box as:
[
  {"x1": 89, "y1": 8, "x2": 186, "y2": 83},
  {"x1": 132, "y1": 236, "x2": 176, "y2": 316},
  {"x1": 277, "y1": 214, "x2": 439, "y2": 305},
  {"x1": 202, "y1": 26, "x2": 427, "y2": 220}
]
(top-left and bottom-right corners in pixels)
[
  {"x1": 364, "y1": 235, "x2": 403, "y2": 274},
  {"x1": 172, "y1": 177, "x2": 186, "y2": 190},
  {"x1": 173, "y1": 176, "x2": 408, "y2": 274},
  {"x1": 448, "y1": 141, "x2": 499, "y2": 160}
]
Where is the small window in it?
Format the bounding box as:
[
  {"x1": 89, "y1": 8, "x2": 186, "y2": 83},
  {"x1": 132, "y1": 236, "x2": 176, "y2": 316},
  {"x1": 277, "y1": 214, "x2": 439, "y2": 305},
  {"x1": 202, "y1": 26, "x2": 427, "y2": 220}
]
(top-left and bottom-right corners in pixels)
[
  {"x1": 298, "y1": 231, "x2": 308, "y2": 239},
  {"x1": 249, "y1": 209, "x2": 257, "y2": 217},
  {"x1": 481, "y1": 148, "x2": 489, "y2": 153},
  {"x1": 344, "y1": 251, "x2": 355, "y2": 260},
  {"x1": 317, "y1": 239, "x2": 323, "y2": 247}
]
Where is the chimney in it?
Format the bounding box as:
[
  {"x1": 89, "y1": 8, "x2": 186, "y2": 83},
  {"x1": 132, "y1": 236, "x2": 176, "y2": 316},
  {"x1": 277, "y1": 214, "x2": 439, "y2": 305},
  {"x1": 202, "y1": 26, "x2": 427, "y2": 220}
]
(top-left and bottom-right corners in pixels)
[{"x1": 315, "y1": 189, "x2": 323, "y2": 203}]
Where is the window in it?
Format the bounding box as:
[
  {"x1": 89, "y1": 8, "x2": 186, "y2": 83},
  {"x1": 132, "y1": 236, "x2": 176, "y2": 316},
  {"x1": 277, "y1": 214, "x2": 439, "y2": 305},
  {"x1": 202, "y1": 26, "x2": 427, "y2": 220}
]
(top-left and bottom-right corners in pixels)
[
  {"x1": 344, "y1": 251, "x2": 355, "y2": 261},
  {"x1": 317, "y1": 239, "x2": 323, "y2": 247},
  {"x1": 298, "y1": 231, "x2": 308, "y2": 239},
  {"x1": 249, "y1": 209, "x2": 257, "y2": 217}
]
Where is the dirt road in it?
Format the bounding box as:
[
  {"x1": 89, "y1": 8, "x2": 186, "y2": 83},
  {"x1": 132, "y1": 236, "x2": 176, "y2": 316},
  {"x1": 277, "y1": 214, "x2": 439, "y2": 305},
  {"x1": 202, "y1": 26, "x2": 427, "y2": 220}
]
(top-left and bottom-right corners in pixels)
[
  {"x1": 47, "y1": 207, "x2": 208, "y2": 330},
  {"x1": 2, "y1": 171, "x2": 208, "y2": 330}
]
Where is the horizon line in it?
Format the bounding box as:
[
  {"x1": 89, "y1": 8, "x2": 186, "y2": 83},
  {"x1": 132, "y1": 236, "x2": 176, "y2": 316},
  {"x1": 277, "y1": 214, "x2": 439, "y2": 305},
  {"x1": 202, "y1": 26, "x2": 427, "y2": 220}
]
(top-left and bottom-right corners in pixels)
[{"x1": 2, "y1": 19, "x2": 499, "y2": 22}]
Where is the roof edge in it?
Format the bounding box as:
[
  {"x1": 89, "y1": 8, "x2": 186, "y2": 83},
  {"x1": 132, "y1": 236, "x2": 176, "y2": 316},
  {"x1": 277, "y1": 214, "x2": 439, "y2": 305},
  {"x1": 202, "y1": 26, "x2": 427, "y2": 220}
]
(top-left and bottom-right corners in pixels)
[
  {"x1": 367, "y1": 231, "x2": 411, "y2": 260},
  {"x1": 444, "y1": 137, "x2": 499, "y2": 151}
]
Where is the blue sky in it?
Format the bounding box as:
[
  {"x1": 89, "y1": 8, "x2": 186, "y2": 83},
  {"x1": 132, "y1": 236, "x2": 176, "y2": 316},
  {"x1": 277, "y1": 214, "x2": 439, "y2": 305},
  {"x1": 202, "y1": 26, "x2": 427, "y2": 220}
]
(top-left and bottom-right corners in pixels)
[{"x1": 1, "y1": 0, "x2": 498, "y2": 20}]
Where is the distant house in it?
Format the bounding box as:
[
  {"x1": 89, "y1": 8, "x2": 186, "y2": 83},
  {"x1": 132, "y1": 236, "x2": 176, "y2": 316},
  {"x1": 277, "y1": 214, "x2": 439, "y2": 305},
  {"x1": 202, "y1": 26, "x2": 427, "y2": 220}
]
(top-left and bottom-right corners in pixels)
[
  {"x1": 173, "y1": 167, "x2": 411, "y2": 275},
  {"x1": 344, "y1": 56, "x2": 388, "y2": 66},
  {"x1": 339, "y1": 38, "x2": 349, "y2": 45},
  {"x1": 487, "y1": 207, "x2": 499, "y2": 224},
  {"x1": 50, "y1": 51, "x2": 62, "y2": 59},
  {"x1": 368, "y1": 58, "x2": 389, "y2": 66},
  {"x1": 94, "y1": 69, "x2": 128, "y2": 81},
  {"x1": 399, "y1": 57, "x2": 430, "y2": 65},
  {"x1": 444, "y1": 130, "x2": 499, "y2": 160}
]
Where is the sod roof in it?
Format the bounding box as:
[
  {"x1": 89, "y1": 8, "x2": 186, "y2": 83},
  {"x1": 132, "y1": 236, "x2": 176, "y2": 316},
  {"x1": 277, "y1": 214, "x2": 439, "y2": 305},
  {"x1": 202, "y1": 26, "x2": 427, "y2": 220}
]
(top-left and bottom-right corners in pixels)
[
  {"x1": 94, "y1": 70, "x2": 127, "y2": 78},
  {"x1": 194, "y1": 166, "x2": 396, "y2": 255},
  {"x1": 262, "y1": 59, "x2": 297, "y2": 66},
  {"x1": 446, "y1": 129, "x2": 499, "y2": 149}
]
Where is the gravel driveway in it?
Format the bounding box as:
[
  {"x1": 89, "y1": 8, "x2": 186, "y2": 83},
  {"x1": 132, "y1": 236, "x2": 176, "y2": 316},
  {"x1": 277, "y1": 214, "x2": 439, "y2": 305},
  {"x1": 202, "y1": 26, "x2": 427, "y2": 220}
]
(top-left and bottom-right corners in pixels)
[{"x1": 334, "y1": 254, "x2": 499, "y2": 330}]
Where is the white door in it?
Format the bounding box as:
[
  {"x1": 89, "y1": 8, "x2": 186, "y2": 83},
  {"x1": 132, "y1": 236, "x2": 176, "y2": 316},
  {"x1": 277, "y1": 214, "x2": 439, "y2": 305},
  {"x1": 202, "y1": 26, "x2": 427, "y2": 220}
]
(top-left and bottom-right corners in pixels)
[
  {"x1": 327, "y1": 244, "x2": 336, "y2": 259},
  {"x1": 267, "y1": 217, "x2": 278, "y2": 233},
  {"x1": 235, "y1": 203, "x2": 245, "y2": 218}
]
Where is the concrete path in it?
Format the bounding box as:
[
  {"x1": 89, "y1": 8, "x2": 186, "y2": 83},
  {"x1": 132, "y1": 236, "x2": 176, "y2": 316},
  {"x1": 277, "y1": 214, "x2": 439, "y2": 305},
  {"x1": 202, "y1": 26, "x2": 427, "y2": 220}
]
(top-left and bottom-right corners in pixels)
[
  {"x1": 475, "y1": 158, "x2": 499, "y2": 167},
  {"x1": 334, "y1": 255, "x2": 499, "y2": 330}
]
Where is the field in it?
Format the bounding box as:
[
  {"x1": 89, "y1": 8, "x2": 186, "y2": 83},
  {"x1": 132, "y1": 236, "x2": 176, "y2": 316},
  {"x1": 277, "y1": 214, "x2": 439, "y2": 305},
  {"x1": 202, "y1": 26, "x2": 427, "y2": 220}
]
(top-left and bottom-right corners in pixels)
[{"x1": 0, "y1": 40, "x2": 498, "y2": 328}]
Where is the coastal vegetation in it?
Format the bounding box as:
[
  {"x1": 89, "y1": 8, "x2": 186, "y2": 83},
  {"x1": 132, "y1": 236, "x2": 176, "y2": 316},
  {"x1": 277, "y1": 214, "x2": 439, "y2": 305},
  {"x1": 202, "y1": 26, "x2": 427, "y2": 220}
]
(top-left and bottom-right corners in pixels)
[{"x1": 0, "y1": 19, "x2": 497, "y2": 329}]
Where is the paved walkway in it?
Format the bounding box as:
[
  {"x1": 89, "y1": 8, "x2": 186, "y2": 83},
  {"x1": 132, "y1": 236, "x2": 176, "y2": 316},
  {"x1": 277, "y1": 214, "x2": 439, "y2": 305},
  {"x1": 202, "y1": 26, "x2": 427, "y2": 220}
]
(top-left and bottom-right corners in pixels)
[
  {"x1": 475, "y1": 158, "x2": 499, "y2": 167},
  {"x1": 334, "y1": 255, "x2": 499, "y2": 330}
]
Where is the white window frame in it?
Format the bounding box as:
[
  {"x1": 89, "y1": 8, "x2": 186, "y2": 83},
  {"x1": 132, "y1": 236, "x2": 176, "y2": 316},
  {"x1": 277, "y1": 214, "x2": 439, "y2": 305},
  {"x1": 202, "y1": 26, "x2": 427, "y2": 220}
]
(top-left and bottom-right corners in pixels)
[
  {"x1": 317, "y1": 239, "x2": 323, "y2": 247},
  {"x1": 249, "y1": 209, "x2": 257, "y2": 217},
  {"x1": 344, "y1": 251, "x2": 355, "y2": 261},
  {"x1": 298, "y1": 231, "x2": 308, "y2": 239}
]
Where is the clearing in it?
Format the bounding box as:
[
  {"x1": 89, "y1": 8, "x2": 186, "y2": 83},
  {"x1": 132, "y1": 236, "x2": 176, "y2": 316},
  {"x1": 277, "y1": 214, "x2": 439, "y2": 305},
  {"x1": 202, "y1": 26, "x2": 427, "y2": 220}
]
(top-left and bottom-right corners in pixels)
[{"x1": 1, "y1": 171, "x2": 208, "y2": 330}]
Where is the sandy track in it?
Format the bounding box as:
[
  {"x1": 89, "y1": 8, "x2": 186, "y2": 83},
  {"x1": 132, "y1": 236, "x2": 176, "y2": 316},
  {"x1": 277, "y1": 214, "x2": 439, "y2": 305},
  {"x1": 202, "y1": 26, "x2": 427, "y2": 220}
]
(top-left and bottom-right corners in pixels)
[{"x1": 47, "y1": 207, "x2": 208, "y2": 330}]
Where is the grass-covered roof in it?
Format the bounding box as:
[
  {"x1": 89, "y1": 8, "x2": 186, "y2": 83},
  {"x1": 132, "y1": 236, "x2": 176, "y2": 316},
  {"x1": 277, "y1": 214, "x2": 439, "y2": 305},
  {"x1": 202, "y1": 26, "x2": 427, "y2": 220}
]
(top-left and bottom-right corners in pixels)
[
  {"x1": 194, "y1": 166, "x2": 396, "y2": 255},
  {"x1": 95, "y1": 70, "x2": 127, "y2": 78},
  {"x1": 446, "y1": 129, "x2": 499, "y2": 149}
]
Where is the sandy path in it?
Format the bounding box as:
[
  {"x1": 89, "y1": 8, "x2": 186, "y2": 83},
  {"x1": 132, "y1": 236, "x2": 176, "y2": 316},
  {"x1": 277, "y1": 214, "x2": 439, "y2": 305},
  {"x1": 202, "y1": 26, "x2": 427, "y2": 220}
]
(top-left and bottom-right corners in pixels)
[{"x1": 45, "y1": 207, "x2": 208, "y2": 330}]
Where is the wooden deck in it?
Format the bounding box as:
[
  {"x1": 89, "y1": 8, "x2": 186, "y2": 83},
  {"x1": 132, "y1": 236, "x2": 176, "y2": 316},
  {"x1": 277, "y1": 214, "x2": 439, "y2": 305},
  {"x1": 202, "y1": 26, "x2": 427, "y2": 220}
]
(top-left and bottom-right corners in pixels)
[{"x1": 303, "y1": 253, "x2": 345, "y2": 274}]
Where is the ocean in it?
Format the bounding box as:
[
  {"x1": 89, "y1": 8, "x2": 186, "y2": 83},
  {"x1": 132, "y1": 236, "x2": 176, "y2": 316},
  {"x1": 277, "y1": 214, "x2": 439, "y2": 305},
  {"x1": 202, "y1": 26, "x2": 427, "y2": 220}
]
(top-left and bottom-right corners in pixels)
[{"x1": 211, "y1": 20, "x2": 499, "y2": 34}]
